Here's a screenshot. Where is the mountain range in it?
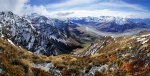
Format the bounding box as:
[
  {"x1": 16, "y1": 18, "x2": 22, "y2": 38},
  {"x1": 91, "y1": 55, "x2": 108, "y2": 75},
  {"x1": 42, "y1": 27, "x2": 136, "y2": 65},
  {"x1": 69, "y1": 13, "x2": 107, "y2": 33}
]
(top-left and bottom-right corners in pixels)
[
  {"x1": 1, "y1": 11, "x2": 150, "y2": 56},
  {"x1": 0, "y1": 11, "x2": 82, "y2": 56},
  {"x1": 1, "y1": 11, "x2": 150, "y2": 75},
  {"x1": 1, "y1": 27, "x2": 150, "y2": 76},
  {"x1": 69, "y1": 16, "x2": 150, "y2": 33}
]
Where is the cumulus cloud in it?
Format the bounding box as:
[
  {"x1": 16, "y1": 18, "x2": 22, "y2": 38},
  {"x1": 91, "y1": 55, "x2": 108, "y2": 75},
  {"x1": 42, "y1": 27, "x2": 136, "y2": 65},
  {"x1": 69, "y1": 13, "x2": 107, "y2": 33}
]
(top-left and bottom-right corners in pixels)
[
  {"x1": 23, "y1": 5, "x2": 50, "y2": 15},
  {"x1": 0, "y1": 0, "x2": 50, "y2": 16},
  {"x1": 0, "y1": 0, "x2": 29, "y2": 15}
]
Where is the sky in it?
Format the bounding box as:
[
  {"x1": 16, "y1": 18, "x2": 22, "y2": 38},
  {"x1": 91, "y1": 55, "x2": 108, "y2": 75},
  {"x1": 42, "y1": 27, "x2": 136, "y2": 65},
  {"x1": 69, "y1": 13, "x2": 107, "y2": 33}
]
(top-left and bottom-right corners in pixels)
[{"x1": 0, "y1": 0, "x2": 150, "y2": 18}]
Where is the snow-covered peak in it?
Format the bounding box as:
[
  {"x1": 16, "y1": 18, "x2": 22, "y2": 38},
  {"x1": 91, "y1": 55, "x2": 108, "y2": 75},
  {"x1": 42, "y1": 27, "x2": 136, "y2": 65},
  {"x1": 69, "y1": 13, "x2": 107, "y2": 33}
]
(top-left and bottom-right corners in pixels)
[
  {"x1": 25, "y1": 14, "x2": 69, "y2": 30},
  {"x1": 115, "y1": 16, "x2": 129, "y2": 25},
  {"x1": 68, "y1": 16, "x2": 129, "y2": 25},
  {"x1": 0, "y1": 11, "x2": 80, "y2": 56},
  {"x1": 98, "y1": 16, "x2": 115, "y2": 22}
]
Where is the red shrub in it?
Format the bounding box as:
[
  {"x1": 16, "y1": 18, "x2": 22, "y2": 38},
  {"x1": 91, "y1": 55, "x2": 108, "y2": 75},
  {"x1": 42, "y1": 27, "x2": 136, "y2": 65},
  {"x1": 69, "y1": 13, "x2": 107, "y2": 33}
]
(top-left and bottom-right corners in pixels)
[
  {"x1": 98, "y1": 54, "x2": 106, "y2": 58},
  {"x1": 61, "y1": 69, "x2": 79, "y2": 76},
  {"x1": 31, "y1": 67, "x2": 51, "y2": 76},
  {"x1": 126, "y1": 58, "x2": 145, "y2": 73},
  {"x1": 83, "y1": 56, "x2": 91, "y2": 62}
]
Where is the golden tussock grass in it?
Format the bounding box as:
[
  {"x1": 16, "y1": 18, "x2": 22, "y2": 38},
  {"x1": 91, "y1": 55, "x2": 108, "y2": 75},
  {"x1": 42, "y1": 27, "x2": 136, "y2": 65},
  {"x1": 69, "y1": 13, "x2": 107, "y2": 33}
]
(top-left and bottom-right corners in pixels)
[{"x1": 0, "y1": 37, "x2": 52, "y2": 75}]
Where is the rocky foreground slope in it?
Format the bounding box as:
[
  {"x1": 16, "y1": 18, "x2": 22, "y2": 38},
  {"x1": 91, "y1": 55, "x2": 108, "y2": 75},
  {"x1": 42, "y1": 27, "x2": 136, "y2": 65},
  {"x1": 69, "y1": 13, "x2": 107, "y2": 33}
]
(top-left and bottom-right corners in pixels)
[
  {"x1": 1, "y1": 32, "x2": 150, "y2": 76},
  {"x1": 52, "y1": 33, "x2": 150, "y2": 76}
]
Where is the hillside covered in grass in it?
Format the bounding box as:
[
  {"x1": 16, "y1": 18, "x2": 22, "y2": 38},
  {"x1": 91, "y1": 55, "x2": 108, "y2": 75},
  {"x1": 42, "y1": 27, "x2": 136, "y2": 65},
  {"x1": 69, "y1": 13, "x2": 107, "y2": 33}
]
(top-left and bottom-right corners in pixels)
[
  {"x1": 0, "y1": 37, "x2": 52, "y2": 76},
  {"x1": 1, "y1": 32, "x2": 150, "y2": 76}
]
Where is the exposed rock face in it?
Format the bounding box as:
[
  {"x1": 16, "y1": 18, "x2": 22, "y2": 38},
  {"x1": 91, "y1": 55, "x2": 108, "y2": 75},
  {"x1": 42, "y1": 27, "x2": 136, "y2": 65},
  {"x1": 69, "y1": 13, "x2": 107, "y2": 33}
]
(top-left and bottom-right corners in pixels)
[{"x1": 0, "y1": 11, "x2": 81, "y2": 56}]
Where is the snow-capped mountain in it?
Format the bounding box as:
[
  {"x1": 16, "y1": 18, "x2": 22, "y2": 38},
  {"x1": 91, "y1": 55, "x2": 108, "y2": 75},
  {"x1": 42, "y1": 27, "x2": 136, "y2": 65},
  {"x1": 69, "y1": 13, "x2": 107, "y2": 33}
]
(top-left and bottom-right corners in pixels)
[
  {"x1": 69, "y1": 16, "x2": 150, "y2": 33},
  {"x1": 129, "y1": 18, "x2": 150, "y2": 25},
  {"x1": 69, "y1": 16, "x2": 130, "y2": 25},
  {"x1": 25, "y1": 13, "x2": 69, "y2": 31},
  {"x1": 0, "y1": 11, "x2": 81, "y2": 56},
  {"x1": 0, "y1": 11, "x2": 149, "y2": 56},
  {"x1": 1, "y1": 12, "x2": 150, "y2": 76}
]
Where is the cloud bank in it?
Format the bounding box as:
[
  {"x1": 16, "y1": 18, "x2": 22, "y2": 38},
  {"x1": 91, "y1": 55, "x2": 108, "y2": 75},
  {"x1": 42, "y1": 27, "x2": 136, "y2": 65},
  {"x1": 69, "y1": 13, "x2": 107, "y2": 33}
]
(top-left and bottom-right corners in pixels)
[{"x1": 0, "y1": 0, "x2": 150, "y2": 18}]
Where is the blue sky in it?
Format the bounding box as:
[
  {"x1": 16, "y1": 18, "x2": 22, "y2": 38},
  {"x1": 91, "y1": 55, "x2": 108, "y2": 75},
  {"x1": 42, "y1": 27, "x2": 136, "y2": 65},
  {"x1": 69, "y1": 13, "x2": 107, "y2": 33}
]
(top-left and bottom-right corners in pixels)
[
  {"x1": 0, "y1": 0, "x2": 150, "y2": 18},
  {"x1": 29, "y1": 0, "x2": 64, "y2": 6},
  {"x1": 28, "y1": 0, "x2": 150, "y2": 11}
]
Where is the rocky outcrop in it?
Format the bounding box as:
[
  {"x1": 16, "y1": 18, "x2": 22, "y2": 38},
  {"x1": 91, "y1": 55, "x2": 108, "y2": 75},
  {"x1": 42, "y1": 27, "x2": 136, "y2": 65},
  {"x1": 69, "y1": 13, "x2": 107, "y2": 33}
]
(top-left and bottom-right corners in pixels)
[{"x1": 0, "y1": 11, "x2": 81, "y2": 56}]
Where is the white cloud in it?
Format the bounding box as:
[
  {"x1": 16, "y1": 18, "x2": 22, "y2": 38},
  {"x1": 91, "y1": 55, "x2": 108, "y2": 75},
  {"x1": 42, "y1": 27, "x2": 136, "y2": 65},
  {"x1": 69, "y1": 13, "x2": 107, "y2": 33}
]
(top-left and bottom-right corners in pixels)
[
  {"x1": 96, "y1": 1, "x2": 146, "y2": 11},
  {"x1": 47, "y1": 9, "x2": 150, "y2": 18},
  {"x1": 23, "y1": 5, "x2": 50, "y2": 15},
  {"x1": 45, "y1": 0, "x2": 147, "y2": 12},
  {"x1": 0, "y1": 0, "x2": 150, "y2": 18},
  {"x1": 40, "y1": 0, "x2": 150, "y2": 18},
  {"x1": 45, "y1": 0, "x2": 98, "y2": 10},
  {"x1": 0, "y1": 0, "x2": 49, "y2": 16},
  {"x1": 0, "y1": 0, "x2": 29, "y2": 14}
]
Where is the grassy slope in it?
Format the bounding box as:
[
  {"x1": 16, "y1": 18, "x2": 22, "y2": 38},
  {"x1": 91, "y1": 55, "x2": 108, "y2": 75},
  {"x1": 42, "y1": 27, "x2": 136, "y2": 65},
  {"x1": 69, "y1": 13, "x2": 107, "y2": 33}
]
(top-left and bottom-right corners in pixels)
[
  {"x1": 0, "y1": 37, "x2": 52, "y2": 76},
  {"x1": 69, "y1": 26, "x2": 99, "y2": 48},
  {"x1": 1, "y1": 33, "x2": 150, "y2": 76},
  {"x1": 57, "y1": 33, "x2": 150, "y2": 76}
]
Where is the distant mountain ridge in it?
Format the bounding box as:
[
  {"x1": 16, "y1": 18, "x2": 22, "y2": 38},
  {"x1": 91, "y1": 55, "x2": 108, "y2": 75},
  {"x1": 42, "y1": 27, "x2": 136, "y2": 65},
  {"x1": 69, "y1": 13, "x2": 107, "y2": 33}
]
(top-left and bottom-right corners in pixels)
[
  {"x1": 69, "y1": 16, "x2": 130, "y2": 25},
  {"x1": 129, "y1": 18, "x2": 150, "y2": 25},
  {"x1": 69, "y1": 16, "x2": 150, "y2": 25},
  {"x1": 68, "y1": 16, "x2": 150, "y2": 33}
]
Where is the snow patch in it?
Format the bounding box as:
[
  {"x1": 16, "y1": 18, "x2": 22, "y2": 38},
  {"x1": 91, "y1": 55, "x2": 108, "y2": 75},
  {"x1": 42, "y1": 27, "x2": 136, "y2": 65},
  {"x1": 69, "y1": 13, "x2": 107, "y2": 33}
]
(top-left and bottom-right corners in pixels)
[
  {"x1": 1, "y1": 34, "x2": 4, "y2": 37},
  {"x1": 31, "y1": 63, "x2": 54, "y2": 71},
  {"x1": 27, "y1": 36, "x2": 35, "y2": 49},
  {"x1": 50, "y1": 35, "x2": 67, "y2": 44},
  {"x1": 141, "y1": 34, "x2": 150, "y2": 37},
  {"x1": 147, "y1": 53, "x2": 150, "y2": 57},
  {"x1": 28, "y1": 51, "x2": 33, "y2": 54},
  {"x1": 26, "y1": 19, "x2": 36, "y2": 31},
  {"x1": 7, "y1": 39, "x2": 15, "y2": 45},
  {"x1": 122, "y1": 53, "x2": 131, "y2": 58},
  {"x1": 0, "y1": 69, "x2": 2, "y2": 73},
  {"x1": 137, "y1": 38, "x2": 148, "y2": 44}
]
